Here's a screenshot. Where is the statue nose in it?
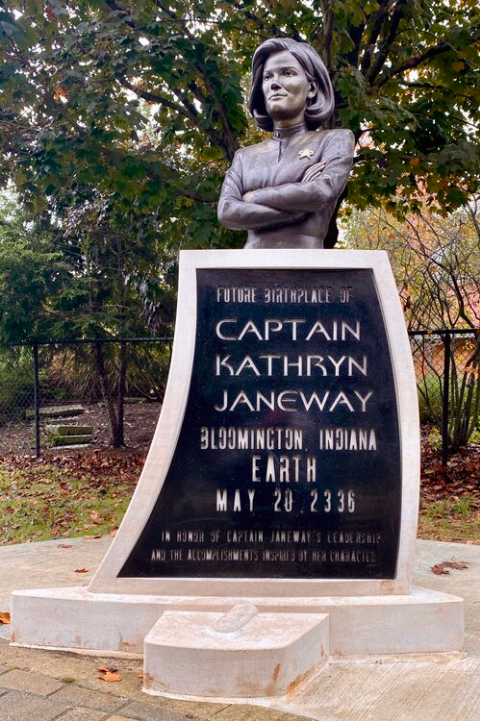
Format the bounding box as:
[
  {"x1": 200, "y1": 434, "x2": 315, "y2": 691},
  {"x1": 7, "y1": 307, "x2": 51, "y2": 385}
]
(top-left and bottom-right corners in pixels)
[{"x1": 270, "y1": 78, "x2": 281, "y2": 90}]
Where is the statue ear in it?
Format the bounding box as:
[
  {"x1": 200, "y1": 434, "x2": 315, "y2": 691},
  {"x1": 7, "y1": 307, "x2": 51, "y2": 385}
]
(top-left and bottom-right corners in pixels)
[{"x1": 308, "y1": 78, "x2": 318, "y2": 99}]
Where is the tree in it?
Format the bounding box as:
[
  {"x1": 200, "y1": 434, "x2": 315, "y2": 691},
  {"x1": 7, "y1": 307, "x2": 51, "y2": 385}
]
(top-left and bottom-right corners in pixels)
[
  {"x1": 346, "y1": 200, "x2": 480, "y2": 448},
  {"x1": 0, "y1": 191, "x2": 175, "y2": 445},
  {"x1": 0, "y1": 194, "x2": 67, "y2": 344},
  {"x1": 2, "y1": 0, "x2": 480, "y2": 446},
  {"x1": 0, "y1": 0, "x2": 479, "y2": 249}
]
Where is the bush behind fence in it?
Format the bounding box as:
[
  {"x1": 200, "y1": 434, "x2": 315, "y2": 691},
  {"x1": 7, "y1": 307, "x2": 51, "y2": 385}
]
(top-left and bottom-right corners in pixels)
[{"x1": 0, "y1": 331, "x2": 479, "y2": 459}]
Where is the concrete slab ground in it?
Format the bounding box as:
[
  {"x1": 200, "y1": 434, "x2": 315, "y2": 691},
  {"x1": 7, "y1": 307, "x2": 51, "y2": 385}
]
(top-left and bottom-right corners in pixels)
[{"x1": 0, "y1": 537, "x2": 478, "y2": 720}]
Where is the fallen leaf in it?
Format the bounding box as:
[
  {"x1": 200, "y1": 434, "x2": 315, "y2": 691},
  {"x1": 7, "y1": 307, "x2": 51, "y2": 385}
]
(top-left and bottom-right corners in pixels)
[
  {"x1": 431, "y1": 560, "x2": 468, "y2": 575},
  {"x1": 58, "y1": 544, "x2": 73, "y2": 549},
  {"x1": 97, "y1": 665, "x2": 118, "y2": 673},
  {"x1": 89, "y1": 511, "x2": 104, "y2": 524},
  {"x1": 0, "y1": 612, "x2": 11, "y2": 624},
  {"x1": 74, "y1": 568, "x2": 89, "y2": 574},
  {"x1": 109, "y1": 529, "x2": 118, "y2": 537},
  {"x1": 98, "y1": 671, "x2": 122, "y2": 682}
]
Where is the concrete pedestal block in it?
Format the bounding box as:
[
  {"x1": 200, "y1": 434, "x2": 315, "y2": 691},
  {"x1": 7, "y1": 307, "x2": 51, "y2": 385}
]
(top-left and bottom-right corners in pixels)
[
  {"x1": 11, "y1": 585, "x2": 464, "y2": 656},
  {"x1": 10, "y1": 585, "x2": 464, "y2": 699},
  {"x1": 143, "y1": 605, "x2": 329, "y2": 698}
]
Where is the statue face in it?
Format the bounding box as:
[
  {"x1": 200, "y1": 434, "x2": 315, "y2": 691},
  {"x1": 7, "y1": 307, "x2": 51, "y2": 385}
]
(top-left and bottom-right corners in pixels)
[{"x1": 262, "y1": 50, "x2": 317, "y2": 127}]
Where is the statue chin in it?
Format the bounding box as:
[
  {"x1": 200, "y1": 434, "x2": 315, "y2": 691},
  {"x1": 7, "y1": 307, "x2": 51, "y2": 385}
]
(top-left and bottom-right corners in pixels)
[{"x1": 244, "y1": 228, "x2": 324, "y2": 249}]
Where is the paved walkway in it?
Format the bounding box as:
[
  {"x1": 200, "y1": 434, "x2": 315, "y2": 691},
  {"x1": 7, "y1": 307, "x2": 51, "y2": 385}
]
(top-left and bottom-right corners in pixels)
[{"x1": 0, "y1": 537, "x2": 479, "y2": 721}]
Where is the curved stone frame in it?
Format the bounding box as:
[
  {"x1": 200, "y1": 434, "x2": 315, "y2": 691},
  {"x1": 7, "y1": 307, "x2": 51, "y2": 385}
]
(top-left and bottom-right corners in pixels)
[{"x1": 89, "y1": 249, "x2": 420, "y2": 597}]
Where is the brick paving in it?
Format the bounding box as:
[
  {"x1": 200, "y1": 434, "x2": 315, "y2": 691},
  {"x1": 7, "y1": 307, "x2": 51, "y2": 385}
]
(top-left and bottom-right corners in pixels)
[
  {"x1": 0, "y1": 664, "x2": 310, "y2": 721},
  {"x1": 51, "y1": 684, "x2": 128, "y2": 713},
  {"x1": 0, "y1": 669, "x2": 64, "y2": 696}
]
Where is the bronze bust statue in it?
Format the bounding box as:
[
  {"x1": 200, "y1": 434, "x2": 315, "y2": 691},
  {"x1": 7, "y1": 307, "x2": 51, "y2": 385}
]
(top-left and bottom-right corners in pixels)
[{"x1": 217, "y1": 38, "x2": 355, "y2": 249}]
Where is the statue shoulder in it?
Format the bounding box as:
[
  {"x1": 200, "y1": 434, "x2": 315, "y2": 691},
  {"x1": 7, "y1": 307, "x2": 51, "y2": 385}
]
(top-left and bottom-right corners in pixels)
[
  {"x1": 317, "y1": 128, "x2": 355, "y2": 149},
  {"x1": 235, "y1": 138, "x2": 277, "y2": 158}
]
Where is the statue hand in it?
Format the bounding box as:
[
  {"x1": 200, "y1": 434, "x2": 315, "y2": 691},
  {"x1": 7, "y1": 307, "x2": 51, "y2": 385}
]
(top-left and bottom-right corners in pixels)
[
  {"x1": 242, "y1": 190, "x2": 257, "y2": 203},
  {"x1": 302, "y1": 161, "x2": 327, "y2": 183}
]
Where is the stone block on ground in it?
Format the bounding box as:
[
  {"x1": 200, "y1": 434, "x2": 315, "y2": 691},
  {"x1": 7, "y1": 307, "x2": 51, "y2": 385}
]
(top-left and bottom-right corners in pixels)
[
  {"x1": 45, "y1": 425, "x2": 93, "y2": 436},
  {"x1": 26, "y1": 404, "x2": 85, "y2": 420},
  {"x1": 50, "y1": 434, "x2": 93, "y2": 447}
]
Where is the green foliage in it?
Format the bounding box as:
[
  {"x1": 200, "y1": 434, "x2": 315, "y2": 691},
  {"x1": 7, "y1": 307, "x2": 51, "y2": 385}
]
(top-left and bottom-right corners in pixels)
[
  {"x1": 0, "y1": 348, "x2": 34, "y2": 424},
  {"x1": 2, "y1": 0, "x2": 480, "y2": 444},
  {"x1": 0, "y1": 0, "x2": 479, "y2": 250},
  {"x1": 417, "y1": 373, "x2": 443, "y2": 426}
]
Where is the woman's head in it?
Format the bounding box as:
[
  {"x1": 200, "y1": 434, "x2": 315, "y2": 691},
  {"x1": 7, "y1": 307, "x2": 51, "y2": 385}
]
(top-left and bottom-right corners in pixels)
[{"x1": 249, "y1": 38, "x2": 334, "y2": 131}]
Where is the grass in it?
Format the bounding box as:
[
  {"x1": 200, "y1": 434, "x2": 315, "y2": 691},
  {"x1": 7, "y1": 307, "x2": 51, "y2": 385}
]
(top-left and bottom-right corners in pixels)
[
  {"x1": 1, "y1": 450, "x2": 479, "y2": 546},
  {"x1": 418, "y1": 496, "x2": 480, "y2": 544},
  {"x1": 0, "y1": 453, "x2": 140, "y2": 544}
]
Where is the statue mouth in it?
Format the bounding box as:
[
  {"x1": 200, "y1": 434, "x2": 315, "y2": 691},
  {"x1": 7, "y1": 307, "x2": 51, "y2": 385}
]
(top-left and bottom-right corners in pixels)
[{"x1": 269, "y1": 93, "x2": 288, "y2": 100}]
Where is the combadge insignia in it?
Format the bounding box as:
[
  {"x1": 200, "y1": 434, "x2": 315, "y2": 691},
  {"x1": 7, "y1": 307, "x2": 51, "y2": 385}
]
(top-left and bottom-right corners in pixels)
[{"x1": 298, "y1": 148, "x2": 314, "y2": 159}]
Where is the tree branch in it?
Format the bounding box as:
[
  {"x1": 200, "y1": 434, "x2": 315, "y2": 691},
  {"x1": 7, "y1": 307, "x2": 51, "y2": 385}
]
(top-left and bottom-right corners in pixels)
[
  {"x1": 360, "y1": 0, "x2": 389, "y2": 76},
  {"x1": 367, "y1": 0, "x2": 409, "y2": 84},
  {"x1": 102, "y1": 0, "x2": 136, "y2": 28},
  {"x1": 120, "y1": 77, "x2": 199, "y2": 123},
  {"x1": 319, "y1": 0, "x2": 334, "y2": 73},
  {"x1": 376, "y1": 25, "x2": 480, "y2": 88}
]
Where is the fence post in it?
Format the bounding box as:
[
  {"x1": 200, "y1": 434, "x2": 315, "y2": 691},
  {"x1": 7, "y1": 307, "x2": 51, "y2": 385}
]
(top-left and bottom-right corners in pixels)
[
  {"x1": 33, "y1": 342, "x2": 41, "y2": 458},
  {"x1": 441, "y1": 332, "x2": 451, "y2": 466}
]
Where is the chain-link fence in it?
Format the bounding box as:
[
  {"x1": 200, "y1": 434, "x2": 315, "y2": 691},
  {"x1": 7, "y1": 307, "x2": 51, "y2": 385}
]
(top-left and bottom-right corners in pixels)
[
  {"x1": 0, "y1": 338, "x2": 171, "y2": 456},
  {"x1": 0, "y1": 331, "x2": 479, "y2": 459},
  {"x1": 410, "y1": 329, "x2": 480, "y2": 463}
]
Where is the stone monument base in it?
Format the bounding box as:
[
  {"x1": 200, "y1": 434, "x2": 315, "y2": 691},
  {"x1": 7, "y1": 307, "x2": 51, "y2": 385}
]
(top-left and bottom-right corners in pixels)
[{"x1": 11, "y1": 586, "x2": 464, "y2": 699}]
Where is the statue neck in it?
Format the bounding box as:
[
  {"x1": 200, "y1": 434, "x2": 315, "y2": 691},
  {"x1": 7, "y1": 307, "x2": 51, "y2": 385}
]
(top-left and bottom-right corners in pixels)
[{"x1": 272, "y1": 122, "x2": 308, "y2": 139}]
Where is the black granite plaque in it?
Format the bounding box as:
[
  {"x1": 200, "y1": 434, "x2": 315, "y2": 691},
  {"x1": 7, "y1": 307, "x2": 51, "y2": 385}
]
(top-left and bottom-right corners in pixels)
[{"x1": 120, "y1": 268, "x2": 401, "y2": 579}]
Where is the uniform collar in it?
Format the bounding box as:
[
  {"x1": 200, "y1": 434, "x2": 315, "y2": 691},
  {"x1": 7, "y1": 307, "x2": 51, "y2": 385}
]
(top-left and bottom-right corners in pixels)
[{"x1": 272, "y1": 122, "x2": 308, "y2": 140}]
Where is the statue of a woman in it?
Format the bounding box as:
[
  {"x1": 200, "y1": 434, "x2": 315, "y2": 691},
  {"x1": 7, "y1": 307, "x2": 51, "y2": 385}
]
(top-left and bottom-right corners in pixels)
[{"x1": 217, "y1": 38, "x2": 354, "y2": 249}]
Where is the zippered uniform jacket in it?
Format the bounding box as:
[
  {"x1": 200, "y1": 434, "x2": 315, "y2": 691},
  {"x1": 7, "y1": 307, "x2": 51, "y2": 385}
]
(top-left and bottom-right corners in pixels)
[{"x1": 217, "y1": 126, "x2": 355, "y2": 249}]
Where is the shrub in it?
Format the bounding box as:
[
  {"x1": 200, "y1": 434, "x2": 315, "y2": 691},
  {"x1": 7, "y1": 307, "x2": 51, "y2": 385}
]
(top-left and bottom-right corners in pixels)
[{"x1": 0, "y1": 349, "x2": 34, "y2": 424}]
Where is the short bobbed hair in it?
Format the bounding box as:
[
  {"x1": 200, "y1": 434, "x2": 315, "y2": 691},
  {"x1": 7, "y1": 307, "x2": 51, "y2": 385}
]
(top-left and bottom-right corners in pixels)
[{"x1": 249, "y1": 38, "x2": 334, "y2": 132}]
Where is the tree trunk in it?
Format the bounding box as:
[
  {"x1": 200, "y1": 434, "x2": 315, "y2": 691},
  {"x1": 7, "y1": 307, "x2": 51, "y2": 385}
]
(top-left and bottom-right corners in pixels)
[{"x1": 94, "y1": 340, "x2": 125, "y2": 447}]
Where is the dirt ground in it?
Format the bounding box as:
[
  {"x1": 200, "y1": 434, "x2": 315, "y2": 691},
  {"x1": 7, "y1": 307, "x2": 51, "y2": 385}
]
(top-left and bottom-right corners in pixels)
[{"x1": 0, "y1": 401, "x2": 162, "y2": 455}]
